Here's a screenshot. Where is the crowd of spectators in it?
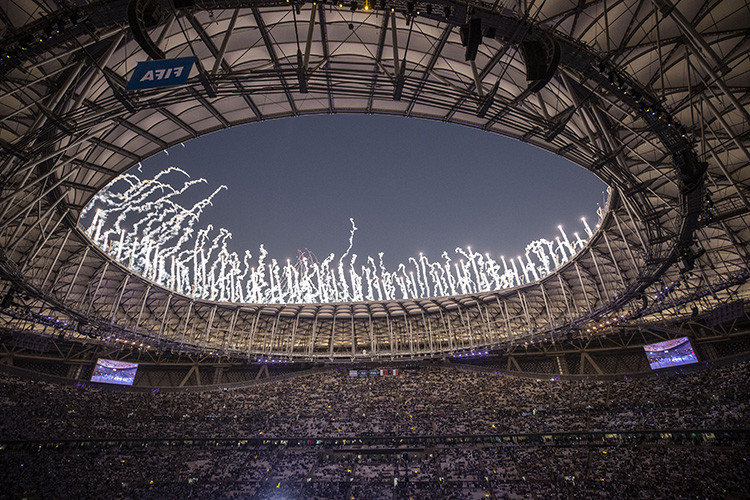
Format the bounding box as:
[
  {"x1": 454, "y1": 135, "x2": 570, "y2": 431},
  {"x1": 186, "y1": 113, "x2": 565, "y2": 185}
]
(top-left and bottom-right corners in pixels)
[
  {"x1": 0, "y1": 361, "x2": 748, "y2": 498},
  {"x1": 1, "y1": 442, "x2": 747, "y2": 499},
  {"x1": 0, "y1": 362, "x2": 747, "y2": 440}
]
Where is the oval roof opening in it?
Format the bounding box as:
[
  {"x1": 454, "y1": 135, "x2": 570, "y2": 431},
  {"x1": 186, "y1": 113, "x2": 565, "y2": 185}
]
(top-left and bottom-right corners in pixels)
[{"x1": 81, "y1": 114, "x2": 605, "y2": 305}]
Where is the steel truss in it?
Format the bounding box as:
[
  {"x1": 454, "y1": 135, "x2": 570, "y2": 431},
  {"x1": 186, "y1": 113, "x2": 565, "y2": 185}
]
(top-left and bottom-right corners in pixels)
[
  {"x1": 0, "y1": 0, "x2": 747, "y2": 361},
  {"x1": 1, "y1": 316, "x2": 748, "y2": 385}
]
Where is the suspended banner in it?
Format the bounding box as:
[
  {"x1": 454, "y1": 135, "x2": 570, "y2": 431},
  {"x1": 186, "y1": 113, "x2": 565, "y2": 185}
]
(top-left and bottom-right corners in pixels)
[{"x1": 126, "y1": 57, "x2": 195, "y2": 91}]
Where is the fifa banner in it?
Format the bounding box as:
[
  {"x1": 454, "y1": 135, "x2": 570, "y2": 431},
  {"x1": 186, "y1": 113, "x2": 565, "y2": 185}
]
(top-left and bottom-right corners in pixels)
[{"x1": 126, "y1": 57, "x2": 195, "y2": 91}]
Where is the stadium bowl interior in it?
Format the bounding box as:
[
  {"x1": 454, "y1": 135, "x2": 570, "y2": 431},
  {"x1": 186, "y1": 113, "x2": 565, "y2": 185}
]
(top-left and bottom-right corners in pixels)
[{"x1": 0, "y1": 1, "x2": 748, "y2": 497}]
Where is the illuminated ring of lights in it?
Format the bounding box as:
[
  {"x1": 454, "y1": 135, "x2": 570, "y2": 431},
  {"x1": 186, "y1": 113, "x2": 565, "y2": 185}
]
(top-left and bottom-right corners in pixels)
[{"x1": 0, "y1": 0, "x2": 711, "y2": 360}]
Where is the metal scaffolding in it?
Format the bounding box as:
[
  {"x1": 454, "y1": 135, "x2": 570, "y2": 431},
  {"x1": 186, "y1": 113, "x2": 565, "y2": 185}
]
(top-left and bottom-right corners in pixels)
[{"x1": 0, "y1": 0, "x2": 747, "y2": 361}]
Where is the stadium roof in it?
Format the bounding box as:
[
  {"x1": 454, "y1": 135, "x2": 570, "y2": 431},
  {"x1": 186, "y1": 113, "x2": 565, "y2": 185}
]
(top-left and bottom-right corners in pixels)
[{"x1": 0, "y1": 0, "x2": 747, "y2": 359}]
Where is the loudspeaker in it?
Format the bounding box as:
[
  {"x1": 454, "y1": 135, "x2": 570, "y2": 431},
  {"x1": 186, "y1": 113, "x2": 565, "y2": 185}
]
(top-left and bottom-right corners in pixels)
[
  {"x1": 519, "y1": 34, "x2": 561, "y2": 92},
  {"x1": 460, "y1": 18, "x2": 482, "y2": 61},
  {"x1": 520, "y1": 40, "x2": 548, "y2": 80}
]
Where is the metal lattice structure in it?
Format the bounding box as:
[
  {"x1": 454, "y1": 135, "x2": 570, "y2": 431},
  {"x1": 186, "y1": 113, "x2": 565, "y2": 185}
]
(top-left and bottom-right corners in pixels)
[{"x1": 0, "y1": 0, "x2": 747, "y2": 361}]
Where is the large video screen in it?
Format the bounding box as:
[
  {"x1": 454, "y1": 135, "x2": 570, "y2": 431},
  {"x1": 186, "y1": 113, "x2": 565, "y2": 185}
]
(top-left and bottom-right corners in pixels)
[
  {"x1": 91, "y1": 358, "x2": 139, "y2": 385},
  {"x1": 643, "y1": 337, "x2": 698, "y2": 370}
]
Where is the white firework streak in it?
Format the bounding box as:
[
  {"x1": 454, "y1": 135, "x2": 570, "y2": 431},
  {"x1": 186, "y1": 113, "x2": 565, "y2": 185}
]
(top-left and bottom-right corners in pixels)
[{"x1": 82, "y1": 169, "x2": 600, "y2": 304}]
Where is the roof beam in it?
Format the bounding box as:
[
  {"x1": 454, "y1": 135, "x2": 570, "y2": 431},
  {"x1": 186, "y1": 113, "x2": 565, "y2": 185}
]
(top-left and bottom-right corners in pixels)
[
  {"x1": 65, "y1": 158, "x2": 118, "y2": 176},
  {"x1": 191, "y1": 88, "x2": 230, "y2": 128},
  {"x1": 405, "y1": 24, "x2": 452, "y2": 116},
  {"x1": 158, "y1": 108, "x2": 198, "y2": 138},
  {"x1": 443, "y1": 42, "x2": 512, "y2": 122},
  {"x1": 211, "y1": 9, "x2": 239, "y2": 76},
  {"x1": 60, "y1": 180, "x2": 99, "y2": 193},
  {"x1": 88, "y1": 137, "x2": 140, "y2": 161},
  {"x1": 111, "y1": 118, "x2": 168, "y2": 150},
  {"x1": 366, "y1": 12, "x2": 391, "y2": 113},
  {"x1": 316, "y1": 4, "x2": 334, "y2": 113},
  {"x1": 251, "y1": 6, "x2": 298, "y2": 115},
  {"x1": 187, "y1": 12, "x2": 263, "y2": 121}
]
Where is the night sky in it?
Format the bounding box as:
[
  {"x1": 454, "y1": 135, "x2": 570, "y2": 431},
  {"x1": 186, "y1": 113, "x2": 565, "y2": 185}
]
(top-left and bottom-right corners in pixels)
[{"x1": 134, "y1": 114, "x2": 607, "y2": 266}]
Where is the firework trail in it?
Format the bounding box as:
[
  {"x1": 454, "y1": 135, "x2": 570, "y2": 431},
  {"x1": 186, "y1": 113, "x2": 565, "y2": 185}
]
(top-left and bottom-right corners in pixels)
[{"x1": 83, "y1": 169, "x2": 599, "y2": 304}]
